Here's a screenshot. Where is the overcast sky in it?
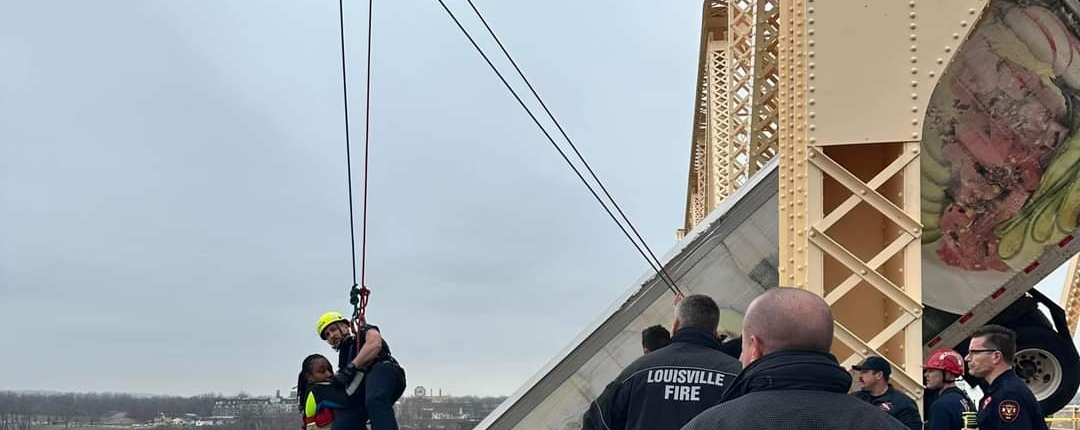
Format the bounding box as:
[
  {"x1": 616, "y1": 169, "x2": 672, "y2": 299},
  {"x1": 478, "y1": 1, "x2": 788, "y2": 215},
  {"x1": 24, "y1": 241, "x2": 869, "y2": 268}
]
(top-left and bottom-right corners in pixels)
[
  {"x1": 1, "y1": 1, "x2": 1075, "y2": 399},
  {"x1": 0, "y1": 0, "x2": 703, "y2": 397}
]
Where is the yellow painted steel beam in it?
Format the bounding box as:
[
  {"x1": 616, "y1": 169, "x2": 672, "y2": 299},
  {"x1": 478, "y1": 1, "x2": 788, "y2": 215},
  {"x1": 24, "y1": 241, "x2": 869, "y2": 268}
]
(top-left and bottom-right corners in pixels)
[
  {"x1": 777, "y1": 0, "x2": 989, "y2": 406},
  {"x1": 681, "y1": 1, "x2": 729, "y2": 239},
  {"x1": 1063, "y1": 255, "x2": 1080, "y2": 337},
  {"x1": 680, "y1": 0, "x2": 781, "y2": 239}
]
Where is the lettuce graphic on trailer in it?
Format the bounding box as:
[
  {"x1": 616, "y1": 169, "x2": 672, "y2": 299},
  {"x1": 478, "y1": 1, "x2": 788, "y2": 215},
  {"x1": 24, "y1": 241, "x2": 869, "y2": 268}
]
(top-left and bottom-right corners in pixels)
[{"x1": 921, "y1": 1, "x2": 1080, "y2": 273}]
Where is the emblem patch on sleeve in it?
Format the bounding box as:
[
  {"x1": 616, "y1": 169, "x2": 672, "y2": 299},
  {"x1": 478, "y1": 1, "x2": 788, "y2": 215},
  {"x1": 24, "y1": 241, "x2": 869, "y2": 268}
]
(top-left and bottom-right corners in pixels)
[{"x1": 999, "y1": 400, "x2": 1020, "y2": 422}]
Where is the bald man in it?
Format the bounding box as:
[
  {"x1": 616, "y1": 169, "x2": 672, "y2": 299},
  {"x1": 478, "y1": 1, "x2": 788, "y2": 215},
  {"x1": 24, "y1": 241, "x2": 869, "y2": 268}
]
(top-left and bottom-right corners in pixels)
[{"x1": 682, "y1": 287, "x2": 910, "y2": 430}]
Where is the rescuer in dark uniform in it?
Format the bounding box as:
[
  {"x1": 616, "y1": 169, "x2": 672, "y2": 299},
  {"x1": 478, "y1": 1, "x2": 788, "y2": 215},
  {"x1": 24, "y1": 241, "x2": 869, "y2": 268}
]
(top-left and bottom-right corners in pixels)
[
  {"x1": 581, "y1": 294, "x2": 742, "y2": 430},
  {"x1": 316, "y1": 311, "x2": 406, "y2": 430},
  {"x1": 682, "y1": 287, "x2": 911, "y2": 430},
  {"x1": 922, "y1": 347, "x2": 977, "y2": 430},
  {"x1": 852, "y1": 356, "x2": 923, "y2": 430},
  {"x1": 965, "y1": 324, "x2": 1048, "y2": 430},
  {"x1": 641, "y1": 324, "x2": 671, "y2": 354}
]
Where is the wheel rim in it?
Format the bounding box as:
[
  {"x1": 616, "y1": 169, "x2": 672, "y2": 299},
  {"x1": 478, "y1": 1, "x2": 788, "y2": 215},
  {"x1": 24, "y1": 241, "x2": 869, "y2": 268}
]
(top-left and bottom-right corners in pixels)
[{"x1": 1014, "y1": 347, "x2": 1063, "y2": 401}]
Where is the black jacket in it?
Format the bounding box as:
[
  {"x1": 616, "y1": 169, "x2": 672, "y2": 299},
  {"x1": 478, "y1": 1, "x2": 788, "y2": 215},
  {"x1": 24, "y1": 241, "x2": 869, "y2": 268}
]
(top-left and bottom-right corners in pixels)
[
  {"x1": 581, "y1": 327, "x2": 741, "y2": 430},
  {"x1": 681, "y1": 350, "x2": 913, "y2": 430},
  {"x1": 976, "y1": 370, "x2": 1048, "y2": 430},
  {"x1": 925, "y1": 386, "x2": 975, "y2": 430},
  {"x1": 853, "y1": 385, "x2": 923, "y2": 430},
  {"x1": 335, "y1": 324, "x2": 399, "y2": 407}
]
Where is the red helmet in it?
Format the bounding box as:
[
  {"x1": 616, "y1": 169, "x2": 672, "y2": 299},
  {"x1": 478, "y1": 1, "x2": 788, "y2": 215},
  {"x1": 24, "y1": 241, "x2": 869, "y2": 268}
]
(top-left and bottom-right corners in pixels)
[{"x1": 924, "y1": 348, "x2": 965, "y2": 375}]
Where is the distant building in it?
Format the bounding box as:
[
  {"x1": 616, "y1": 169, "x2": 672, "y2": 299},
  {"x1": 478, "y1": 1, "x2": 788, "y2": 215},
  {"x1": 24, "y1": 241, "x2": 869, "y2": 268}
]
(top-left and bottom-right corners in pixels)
[
  {"x1": 211, "y1": 393, "x2": 293, "y2": 417},
  {"x1": 395, "y1": 389, "x2": 505, "y2": 430}
]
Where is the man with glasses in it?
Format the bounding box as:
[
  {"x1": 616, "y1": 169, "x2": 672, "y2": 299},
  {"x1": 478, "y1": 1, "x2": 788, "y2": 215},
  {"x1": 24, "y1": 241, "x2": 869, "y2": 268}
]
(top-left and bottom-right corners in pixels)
[{"x1": 965, "y1": 324, "x2": 1047, "y2": 430}]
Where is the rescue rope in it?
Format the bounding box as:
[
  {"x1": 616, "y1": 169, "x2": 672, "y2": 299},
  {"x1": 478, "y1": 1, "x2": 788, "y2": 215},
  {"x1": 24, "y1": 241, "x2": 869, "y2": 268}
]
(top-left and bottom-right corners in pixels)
[
  {"x1": 433, "y1": 0, "x2": 684, "y2": 296},
  {"x1": 337, "y1": 0, "x2": 375, "y2": 348}
]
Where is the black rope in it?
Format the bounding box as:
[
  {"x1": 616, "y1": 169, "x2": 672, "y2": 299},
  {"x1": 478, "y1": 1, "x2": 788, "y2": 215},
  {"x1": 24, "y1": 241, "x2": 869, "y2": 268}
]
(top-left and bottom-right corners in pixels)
[
  {"x1": 432, "y1": 0, "x2": 683, "y2": 296},
  {"x1": 463, "y1": 0, "x2": 681, "y2": 294},
  {"x1": 338, "y1": 0, "x2": 358, "y2": 289}
]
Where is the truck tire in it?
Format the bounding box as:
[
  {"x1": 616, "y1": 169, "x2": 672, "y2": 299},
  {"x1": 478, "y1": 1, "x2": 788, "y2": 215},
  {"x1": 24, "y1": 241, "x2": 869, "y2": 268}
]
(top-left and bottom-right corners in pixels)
[{"x1": 1013, "y1": 326, "x2": 1080, "y2": 415}]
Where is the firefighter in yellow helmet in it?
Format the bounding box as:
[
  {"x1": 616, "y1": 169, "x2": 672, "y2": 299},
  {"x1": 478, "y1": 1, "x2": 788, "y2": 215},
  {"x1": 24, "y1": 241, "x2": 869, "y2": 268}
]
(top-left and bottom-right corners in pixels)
[{"x1": 314, "y1": 311, "x2": 405, "y2": 430}]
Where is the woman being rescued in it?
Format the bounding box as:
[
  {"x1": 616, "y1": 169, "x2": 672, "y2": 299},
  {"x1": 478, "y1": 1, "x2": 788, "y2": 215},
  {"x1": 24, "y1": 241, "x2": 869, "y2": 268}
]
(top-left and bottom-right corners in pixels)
[{"x1": 296, "y1": 354, "x2": 351, "y2": 430}]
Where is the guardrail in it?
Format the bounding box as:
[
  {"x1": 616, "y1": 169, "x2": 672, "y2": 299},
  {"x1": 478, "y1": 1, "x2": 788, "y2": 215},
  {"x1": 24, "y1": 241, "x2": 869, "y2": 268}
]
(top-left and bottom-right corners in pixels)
[{"x1": 1049, "y1": 405, "x2": 1080, "y2": 430}]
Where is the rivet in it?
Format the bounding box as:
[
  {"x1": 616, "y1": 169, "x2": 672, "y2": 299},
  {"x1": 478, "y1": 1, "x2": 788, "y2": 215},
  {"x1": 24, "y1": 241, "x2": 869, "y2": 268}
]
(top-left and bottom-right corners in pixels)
[
  {"x1": 911, "y1": 68, "x2": 918, "y2": 75},
  {"x1": 859, "y1": 269, "x2": 867, "y2": 275},
  {"x1": 945, "y1": 46, "x2": 952, "y2": 52},
  {"x1": 961, "y1": 20, "x2": 968, "y2": 27},
  {"x1": 929, "y1": 71, "x2": 936, "y2": 77},
  {"x1": 859, "y1": 189, "x2": 867, "y2": 195},
  {"x1": 911, "y1": 106, "x2": 918, "y2": 112},
  {"x1": 970, "y1": 8, "x2": 976, "y2": 14},
  {"x1": 809, "y1": 73, "x2": 816, "y2": 80},
  {"x1": 909, "y1": 1, "x2": 915, "y2": 6},
  {"x1": 911, "y1": 81, "x2": 918, "y2": 87},
  {"x1": 910, "y1": 34, "x2": 917, "y2": 41},
  {"x1": 809, "y1": 86, "x2": 816, "y2": 93},
  {"x1": 910, "y1": 12, "x2": 917, "y2": 18},
  {"x1": 953, "y1": 33, "x2": 960, "y2": 39},
  {"x1": 912, "y1": 147, "x2": 920, "y2": 153},
  {"x1": 911, "y1": 93, "x2": 918, "y2": 99},
  {"x1": 911, "y1": 57, "x2": 918, "y2": 63},
  {"x1": 808, "y1": 231, "x2": 816, "y2": 237},
  {"x1": 912, "y1": 119, "x2": 919, "y2": 125},
  {"x1": 912, "y1": 227, "x2": 920, "y2": 233},
  {"x1": 809, "y1": 112, "x2": 816, "y2": 118},
  {"x1": 809, "y1": 62, "x2": 816, "y2": 69},
  {"x1": 809, "y1": 99, "x2": 816, "y2": 105},
  {"x1": 809, "y1": 40, "x2": 815, "y2": 47},
  {"x1": 910, "y1": 23, "x2": 917, "y2": 30},
  {"x1": 809, "y1": 125, "x2": 816, "y2": 131},
  {"x1": 808, "y1": 18, "x2": 815, "y2": 25},
  {"x1": 809, "y1": 51, "x2": 816, "y2": 58},
  {"x1": 910, "y1": 45, "x2": 918, "y2": 52},
  {"x1": 912, "y1": 132, "x2": 919, "y2": 139},
  {"x1": 808, "y1": 7, "x2": 814, "y2": 13},
  {"x1": 808, "y1": 29, "x2": 815, "y2": 36},
  {"x1": 809, "y1": 137, "x2": 817, "y2": 143}
]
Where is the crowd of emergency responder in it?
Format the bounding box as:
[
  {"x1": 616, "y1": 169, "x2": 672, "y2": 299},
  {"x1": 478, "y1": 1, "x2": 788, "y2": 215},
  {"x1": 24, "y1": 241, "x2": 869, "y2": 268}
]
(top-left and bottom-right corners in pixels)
[
  {"x1": 290, "y1": 288, "x2": 1050, "y2": 430},
  {"x1": 584, "y1": 288, "x2": 1051, "y2": 430}
]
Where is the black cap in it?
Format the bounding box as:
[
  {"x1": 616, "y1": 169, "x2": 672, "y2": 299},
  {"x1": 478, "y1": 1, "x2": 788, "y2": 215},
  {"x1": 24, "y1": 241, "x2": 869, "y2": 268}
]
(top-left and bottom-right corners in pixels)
[{"x1": 852, "y1": 356, "x2": 892, "y2": 377}]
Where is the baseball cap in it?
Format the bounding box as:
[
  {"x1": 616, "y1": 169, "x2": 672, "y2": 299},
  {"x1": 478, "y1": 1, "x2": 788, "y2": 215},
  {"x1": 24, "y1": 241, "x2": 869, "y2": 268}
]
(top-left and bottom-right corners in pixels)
[{"x1": 852, "y1": 356, "x2": 892, "y2": 377}]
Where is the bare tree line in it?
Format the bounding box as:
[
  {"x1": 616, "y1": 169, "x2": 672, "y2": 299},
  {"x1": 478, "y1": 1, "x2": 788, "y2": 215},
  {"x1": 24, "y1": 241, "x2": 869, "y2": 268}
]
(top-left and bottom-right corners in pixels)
[{"x1": 0, "y1": 391, "x2": 218, "y2": 430}]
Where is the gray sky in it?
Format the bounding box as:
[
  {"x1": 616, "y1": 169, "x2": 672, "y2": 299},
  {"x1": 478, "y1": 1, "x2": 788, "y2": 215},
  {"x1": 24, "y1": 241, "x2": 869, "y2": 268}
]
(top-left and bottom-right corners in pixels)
[
  {"x1": 1, "y1": 1, "x2": 1075, "y2": 399},
  {"x1": 0, "y1": 1, "x2": 701, "y2": 397}
]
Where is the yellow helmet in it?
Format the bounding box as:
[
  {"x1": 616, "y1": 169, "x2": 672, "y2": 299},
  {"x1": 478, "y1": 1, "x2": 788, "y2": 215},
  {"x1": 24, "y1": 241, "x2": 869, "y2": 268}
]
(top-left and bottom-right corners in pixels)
[{"x1": 315, "y1": 311, "x2": 348, "y2": 339}]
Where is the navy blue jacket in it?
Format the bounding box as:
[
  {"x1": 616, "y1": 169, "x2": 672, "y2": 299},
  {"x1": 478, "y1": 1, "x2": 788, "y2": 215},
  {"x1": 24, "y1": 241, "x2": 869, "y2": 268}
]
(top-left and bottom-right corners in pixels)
[
  {"x1": 581, "y1": 327, "x2": 741, "y2": 430},
  {"x1": 976, "y1": 370, "x2": 1047, "y2": 430},
  {"x1": 926, "y1": 386, "x2": 975, "y2": 430},
  {"x1": 852, "y1": 385, "x2": 922, "y2": 430}
]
